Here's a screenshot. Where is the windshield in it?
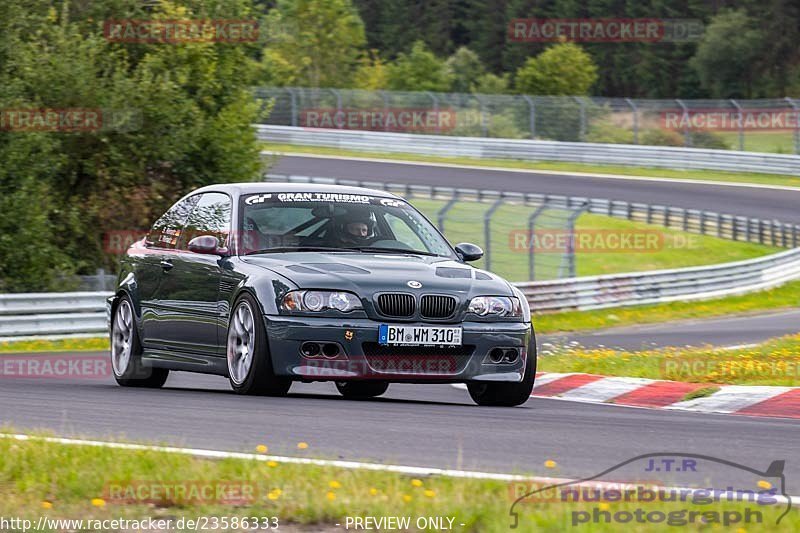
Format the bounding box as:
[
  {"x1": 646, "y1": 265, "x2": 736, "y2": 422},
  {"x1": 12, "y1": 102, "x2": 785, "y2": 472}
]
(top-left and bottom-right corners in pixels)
[{"x1": 239, "y1": 191, "x2": 455, "y2": 258}]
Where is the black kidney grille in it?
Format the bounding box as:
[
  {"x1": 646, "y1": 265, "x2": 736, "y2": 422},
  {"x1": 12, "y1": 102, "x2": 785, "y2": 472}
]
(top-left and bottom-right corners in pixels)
[
  {"x1": 420, "y1": 295, "x2": 457, "y2": 318},
  {"x1": 376, "y1": 293, "x2": 415, "y2": 317}
]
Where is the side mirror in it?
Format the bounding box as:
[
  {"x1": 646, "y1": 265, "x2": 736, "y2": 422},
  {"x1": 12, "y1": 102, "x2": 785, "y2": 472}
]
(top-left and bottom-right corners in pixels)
[
  {"x1": 188, "y1": 235, "x2": 225, "y2": 256},
  {"x1": 455, "y1": 242, "x2": 484, "y2": 262}
]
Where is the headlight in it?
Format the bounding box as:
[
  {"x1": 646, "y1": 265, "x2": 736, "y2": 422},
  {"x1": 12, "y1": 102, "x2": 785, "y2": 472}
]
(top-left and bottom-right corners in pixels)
[
  {"x1": 281, "y1": 290, "x2": 362, "y2": 313},
  {"x1": 468, "y1": 296, "x2": 522, "y2": 318}
]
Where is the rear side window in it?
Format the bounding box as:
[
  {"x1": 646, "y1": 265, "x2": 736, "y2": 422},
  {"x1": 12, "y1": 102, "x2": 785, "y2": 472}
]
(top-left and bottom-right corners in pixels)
[
  {"x1": 146, "y1": 195, "x2": 200, "y2": 249},
  {"x1": 180, "y1": 192, "x2": 232, "y2": 249}
]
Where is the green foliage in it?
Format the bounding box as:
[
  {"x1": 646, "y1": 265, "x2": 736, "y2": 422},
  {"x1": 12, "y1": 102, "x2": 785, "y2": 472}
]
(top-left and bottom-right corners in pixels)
[
  {"x1": 352, "y1": 49, "x2": 388, "y2": 89},
  {"x1": 261, "y1": 0, "x2": 366, "y2": 88},
  {"x1": 471, "y1": 73, "x2": 510, "y2": 94},
  {"x1": 689, "y1": 131, "x2": 729, "y2": 150},
  {"x1": 585, "y1": 119, "x2": 634, "y2": 144},
  {"x1": 0, "y1": 0, "x2": 262, "y2": 291},
  {"x1": 690, "y1": 10, "x2": 765, "y2": 98},
  {"x1": 514, "y1": 43, "x2": 598, "y2": 96},
  {"x1": 640, "y1": 129, "x2": 686, "y2": 147},
  {"x1": 445, "y1": 47, "x2": 485, "y2": 93},
  {"x1": 385, "y1": 41, "x2": 452, "y2": 92}
]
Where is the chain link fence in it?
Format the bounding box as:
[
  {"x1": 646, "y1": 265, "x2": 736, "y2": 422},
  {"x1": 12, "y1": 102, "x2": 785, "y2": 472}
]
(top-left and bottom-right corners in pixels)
[{"x1": 255, "y1": 87, "x2": 800, "y2": 154}]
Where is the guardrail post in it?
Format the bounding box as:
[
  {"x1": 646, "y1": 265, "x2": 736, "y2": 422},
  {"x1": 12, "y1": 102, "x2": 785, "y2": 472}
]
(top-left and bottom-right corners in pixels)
[
  {"x1": 522, "y1": 95, "x2": 536, "y2": 139},
  {"x1": 483, "y1": 197, "x2": 505, "y2": 271},
  {"x1": 625, "y1": 98, "x2": 638, "y2": 144},
  {"x1": 286, "y1": 87, "x2": 298, "y2": 127},
  {"x1": 437, "y1": 192, "x2": 460, "y2": 233},
  {"x1": 716, "y1": 214, "x2": 723, "y2": 238},
  {"x1": 676, "y1": 99, "x2": 691, "y2": 147},
  {"x1": 564, "y1": 203, "x2": 590, "y2": 278},
  {"x1": 575, "y1": 97, "x2": 587, "y2": 141},
  {"x1": 527, "y1": 203, "x2": 548, "y2": 281},
  {"x1": 729, "y1": 99, "x2": 745, "y2": 151},
  {"x1": 329, "y1": 89, "x2": 343, "y2": 128},
  {"x1": 787, "y1": 97, "x2": 800, "y2": 155},
  {"x1": 646, "y1": 204, "x2": 653, "y2": 224},
  {"x1": 682, "y1": 210, "x2": 689, "y2": 232},
  {"x1": 425, "y1": 91, "x2": 440, "y2": 134},
  {"x1": 379, "y1": 90, "x2": 390, "y2": 131}
]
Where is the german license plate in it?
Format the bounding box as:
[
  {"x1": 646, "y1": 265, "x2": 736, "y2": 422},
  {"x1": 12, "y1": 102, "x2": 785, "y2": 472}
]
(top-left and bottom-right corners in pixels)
[{"x1": 378, "y1": 324, "x2": 462, "y2": 346}]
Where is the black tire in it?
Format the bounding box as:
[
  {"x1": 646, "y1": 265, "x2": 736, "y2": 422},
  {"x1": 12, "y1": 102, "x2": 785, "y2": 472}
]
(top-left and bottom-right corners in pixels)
[
  {"x1": 111, "y1": 295, "x2": 169, "y2": 388},
  {"x1": 227, "y1": 293, "x2": 292, "y2": 396},
  {"x1": 335, "y1": 381, "x2": 389, "y2": 399},
  {"x1": 467, "y1": 338, "x2": 537, "y2": 407}
]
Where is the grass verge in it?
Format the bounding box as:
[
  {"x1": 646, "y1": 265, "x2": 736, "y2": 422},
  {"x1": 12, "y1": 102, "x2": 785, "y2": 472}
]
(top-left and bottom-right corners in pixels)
[
  {"x1": 538, "y1": 334, "x2": 800, "y2": 387},
  {"x1": 1, "y1": 434, "x2": 796, "y2": 532},
  {"x1": 262, "y1": 142, "x2": 800, "y2": 189}
]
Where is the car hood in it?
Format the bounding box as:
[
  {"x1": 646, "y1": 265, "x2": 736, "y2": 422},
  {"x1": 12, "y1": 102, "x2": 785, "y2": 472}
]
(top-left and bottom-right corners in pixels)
[{"x1": 241, "y1": 252, "x2": 514, "y2": 298}]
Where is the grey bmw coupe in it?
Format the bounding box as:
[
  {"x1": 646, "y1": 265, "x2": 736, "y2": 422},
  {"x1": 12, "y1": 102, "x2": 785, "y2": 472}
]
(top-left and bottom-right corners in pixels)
[{"x1": 108, "y1": 183, "x2": 536, "y2": 406}]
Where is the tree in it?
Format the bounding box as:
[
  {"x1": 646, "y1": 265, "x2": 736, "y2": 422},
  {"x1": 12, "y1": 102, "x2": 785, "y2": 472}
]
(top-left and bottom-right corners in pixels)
[
  {"x1": 0, "y1": 0, "x2": 262, "y2": 291},
  {"x1": 690, "y1": 10, "x2": 765, "y2": 98},
  {"x1": 445, "y1": 47, "x2": 485, "y2": 93},
  {"x1": 353, "y1": 49, "x2": 388, "y2": 89},
  {"x1": 261, "y1": 0, "x2": 366, "y2": 87},
  {"x1": 385, "y1": 40, "x2": 452, "y2": 92},
  {"x1": 514, "y1": 43, "x2": 598, "y2": 95}
]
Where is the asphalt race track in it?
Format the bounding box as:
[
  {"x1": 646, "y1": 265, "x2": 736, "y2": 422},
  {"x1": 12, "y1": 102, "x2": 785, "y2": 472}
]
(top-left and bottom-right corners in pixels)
[
  {"x1": 2, "y1": 368, "x2": 799, "y2": 493},
  {"x1": 270, "y1": 155, "x2": 800, "y2": 224}
]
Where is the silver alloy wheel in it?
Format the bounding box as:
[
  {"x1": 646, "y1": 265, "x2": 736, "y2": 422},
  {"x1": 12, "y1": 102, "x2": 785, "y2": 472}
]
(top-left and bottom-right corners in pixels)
[
  {"x1": 227, "y1": 300, "x2": 256, "y2": 385},
  {"x1": 111, "y1": 299, "x2": 133, "y2": 377}
]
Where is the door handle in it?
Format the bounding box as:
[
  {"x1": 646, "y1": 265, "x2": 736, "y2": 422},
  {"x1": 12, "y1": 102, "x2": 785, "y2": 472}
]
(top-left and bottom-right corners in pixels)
[{"x1": 160, "y1": 259, "x2": 174, "y2": 271}]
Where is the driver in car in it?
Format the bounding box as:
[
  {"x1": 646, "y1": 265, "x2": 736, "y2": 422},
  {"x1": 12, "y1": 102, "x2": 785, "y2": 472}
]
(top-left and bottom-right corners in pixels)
[{"x1": 335, "y1": 211, "x2": 376, "y2": 246}]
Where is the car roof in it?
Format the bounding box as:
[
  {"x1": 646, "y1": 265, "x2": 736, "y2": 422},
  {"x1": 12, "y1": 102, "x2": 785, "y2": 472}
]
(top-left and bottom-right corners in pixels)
[{"x1": 192, "y1": 182, "x2": 402, "y2": 199}]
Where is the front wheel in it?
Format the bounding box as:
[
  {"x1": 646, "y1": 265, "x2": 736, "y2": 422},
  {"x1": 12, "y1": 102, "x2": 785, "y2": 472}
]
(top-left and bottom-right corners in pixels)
[
  {"x1": 467, "y1": 339, "x2": 536, "y2": 407},
  {"x1": 111, "y1": 296, "x2": 169, "y2": 388},
  {"x1": 336, "y1": 381, "x2": 389, "y2": 399},
  {"x1": 227, "y1": 294, "x2": 292, "y2": 396}
]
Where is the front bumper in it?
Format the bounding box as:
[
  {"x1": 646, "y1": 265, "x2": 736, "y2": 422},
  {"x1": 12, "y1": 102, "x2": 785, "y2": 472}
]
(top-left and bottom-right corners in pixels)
[{"x1": 264, "y1": 315, "x2": 533, "y2": 383}]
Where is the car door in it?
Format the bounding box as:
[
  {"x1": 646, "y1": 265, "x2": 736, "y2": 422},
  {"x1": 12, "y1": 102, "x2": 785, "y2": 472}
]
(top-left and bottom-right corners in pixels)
[
  {"x1": 157, "y1": 192, "x2": 232, "y2": 356},
  {"x1": 139, "y1": 194, "x2": 200, "y2": 350}
]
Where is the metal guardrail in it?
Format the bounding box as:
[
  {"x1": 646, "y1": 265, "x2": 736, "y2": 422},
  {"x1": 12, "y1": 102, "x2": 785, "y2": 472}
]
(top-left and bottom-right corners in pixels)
[
  {"x1": 257, "y1": 124, "x2": 800, "y2": 175},
  {"x1": 4, "y1": 246, "x2": 800, "y2": 338},
  {"x1": 0, "y1": 292, "x2": 109, "y2": 338}
]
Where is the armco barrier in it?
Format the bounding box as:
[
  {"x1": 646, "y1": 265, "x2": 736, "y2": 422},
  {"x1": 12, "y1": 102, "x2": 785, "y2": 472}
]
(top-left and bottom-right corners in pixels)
[
  {"x1": 3, "y1": 248, "x2": 800, "y2": 338},
  {"x1": 0, "y1": 292, "x2": 109, "y2": 338},
  {"x1": 256, "y1": 124, "x2": 800, "y2": 175}
]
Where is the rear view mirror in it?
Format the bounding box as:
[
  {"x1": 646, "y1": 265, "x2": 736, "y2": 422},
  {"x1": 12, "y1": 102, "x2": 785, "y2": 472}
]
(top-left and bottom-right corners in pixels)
[{"x1": 455, "y1": 242, "x2": 484, "y2": 262}]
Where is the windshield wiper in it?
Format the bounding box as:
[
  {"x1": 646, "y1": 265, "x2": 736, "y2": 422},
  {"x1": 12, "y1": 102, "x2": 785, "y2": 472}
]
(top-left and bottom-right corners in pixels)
[
  {"x1": 244, "y1": 246, "x2": 360, "y2": 255},
  {"x1": 356, "y1": 247, "x2": 440, "y2": 257}
]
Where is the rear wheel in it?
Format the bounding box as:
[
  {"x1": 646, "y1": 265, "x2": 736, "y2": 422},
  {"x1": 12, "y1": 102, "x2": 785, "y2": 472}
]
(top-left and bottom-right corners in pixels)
[
  {"x1": 467, "y1": 338, "x2": 536, "y2": 407},
  {"x1": 336, "y1": 381, "x2": 389, "y2": 399},
  {"x1": 227, "y1": 294, "x2": 292, "y2": 396},
  {"x1": 111, "y1": 296, "x2": 169, "y2": 388}
]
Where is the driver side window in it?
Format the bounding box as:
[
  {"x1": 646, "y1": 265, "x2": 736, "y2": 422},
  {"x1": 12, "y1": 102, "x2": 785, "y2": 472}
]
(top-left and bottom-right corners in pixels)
[{"x1": 146, "y1": 195, "x2": 200, "y2": 250}]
